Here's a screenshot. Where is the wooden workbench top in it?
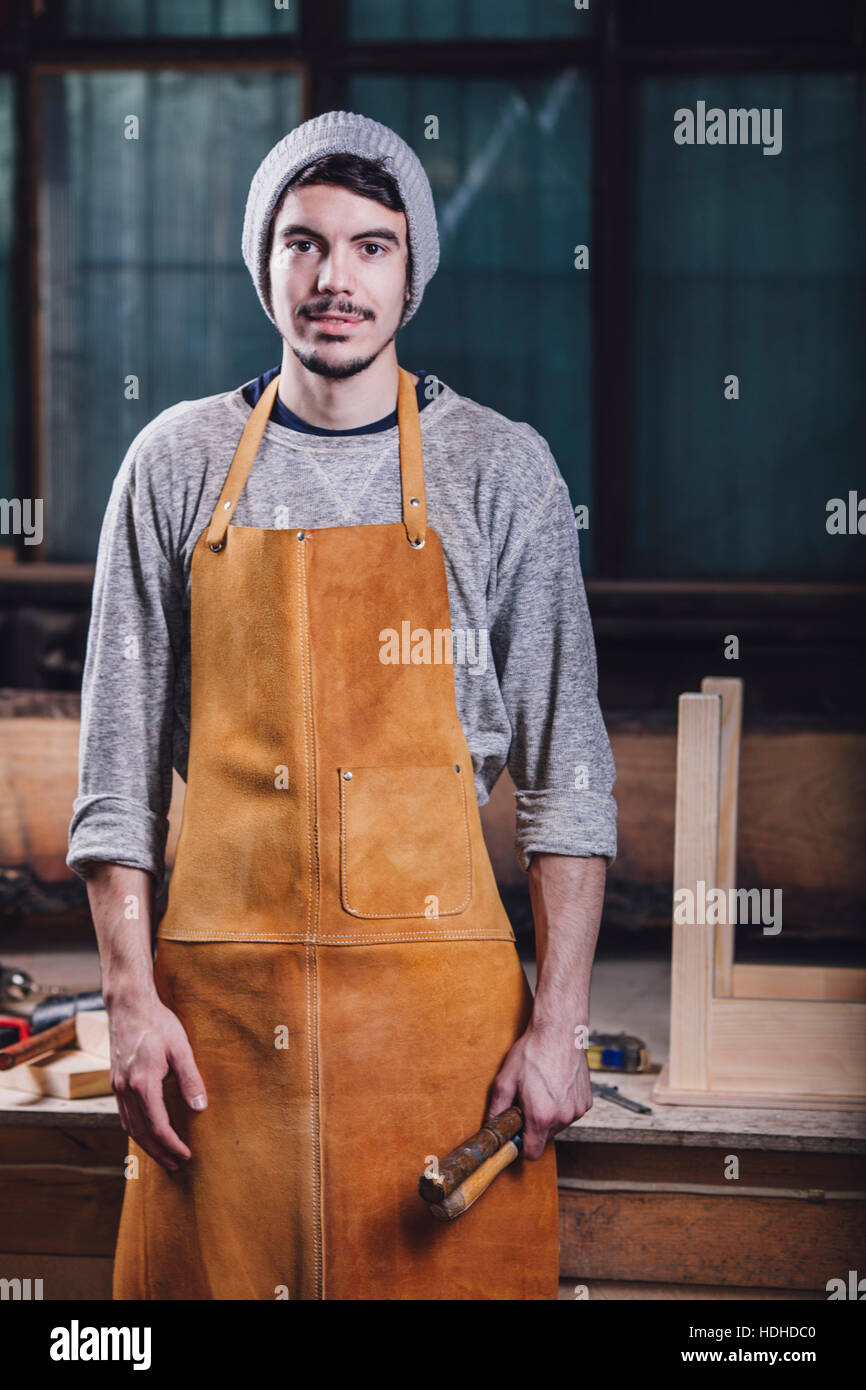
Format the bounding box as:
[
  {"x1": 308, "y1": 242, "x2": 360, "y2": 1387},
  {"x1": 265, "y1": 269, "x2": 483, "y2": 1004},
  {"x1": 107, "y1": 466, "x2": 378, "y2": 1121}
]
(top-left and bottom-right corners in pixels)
[
  {"x1": 2, "y1": 1070, "x2": 864, "y2": 1152},
  {"x1": 3, "y1": 947, "x2": 864, "y2": 1149},
  {"x1": 564, "y1": 1071, "x2": 866, "y2": 1152}
]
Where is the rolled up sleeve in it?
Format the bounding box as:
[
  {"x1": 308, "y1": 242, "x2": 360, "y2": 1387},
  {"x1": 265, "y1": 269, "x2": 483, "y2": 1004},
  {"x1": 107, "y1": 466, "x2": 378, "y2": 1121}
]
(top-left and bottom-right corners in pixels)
[
  {"x1": 489, "y1": 471, "x2": 618, "y2": 873},
  {"x1": 67, "y1": 440, "x2": 181, "y2": 895}
]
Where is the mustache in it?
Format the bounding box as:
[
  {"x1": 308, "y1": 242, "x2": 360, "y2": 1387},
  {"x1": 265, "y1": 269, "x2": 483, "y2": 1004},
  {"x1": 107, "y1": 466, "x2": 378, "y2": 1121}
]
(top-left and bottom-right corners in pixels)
[{"x1": 299, "y1": 299, "x2": 374, "y2": 321}]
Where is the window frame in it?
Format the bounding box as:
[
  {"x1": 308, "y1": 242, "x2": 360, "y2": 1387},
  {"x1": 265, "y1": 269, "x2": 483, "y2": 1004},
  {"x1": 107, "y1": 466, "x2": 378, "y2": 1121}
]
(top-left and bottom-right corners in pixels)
[{"x1": 0, "y1": 0, "x2": 863, "y2": 645}]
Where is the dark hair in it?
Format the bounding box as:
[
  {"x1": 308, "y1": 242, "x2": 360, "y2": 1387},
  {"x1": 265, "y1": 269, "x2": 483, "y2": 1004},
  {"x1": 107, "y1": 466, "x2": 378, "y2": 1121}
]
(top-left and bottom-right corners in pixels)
[{"x1": 269, "y1": 152, "x2": 412, "y2": 286}]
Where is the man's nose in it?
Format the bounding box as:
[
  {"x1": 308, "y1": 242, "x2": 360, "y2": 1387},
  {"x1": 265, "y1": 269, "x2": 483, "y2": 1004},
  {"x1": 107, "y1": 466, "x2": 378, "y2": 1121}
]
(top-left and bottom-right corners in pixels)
[{"x1": 317, "y1": 248, "x2": 355, "y2": 297}]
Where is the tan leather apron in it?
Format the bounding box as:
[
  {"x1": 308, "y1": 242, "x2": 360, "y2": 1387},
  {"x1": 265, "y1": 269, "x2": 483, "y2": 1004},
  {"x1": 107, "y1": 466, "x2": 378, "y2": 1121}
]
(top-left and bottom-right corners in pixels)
[{"x1": 112, "y1": 366, "x2": 560, "y2": 1300}]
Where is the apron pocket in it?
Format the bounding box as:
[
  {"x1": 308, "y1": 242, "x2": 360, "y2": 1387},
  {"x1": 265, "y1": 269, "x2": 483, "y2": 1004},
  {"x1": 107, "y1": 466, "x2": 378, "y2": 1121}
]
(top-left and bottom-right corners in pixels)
[{"x1": 339, "y1": 763, "x2": 472, "y2": 920}]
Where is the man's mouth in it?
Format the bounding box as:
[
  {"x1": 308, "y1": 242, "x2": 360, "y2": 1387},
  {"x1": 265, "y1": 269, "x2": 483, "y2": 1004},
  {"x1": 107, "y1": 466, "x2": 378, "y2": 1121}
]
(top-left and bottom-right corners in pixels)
[{"x1": 307, "y1": 312, "x2": 364, "y2": 327}]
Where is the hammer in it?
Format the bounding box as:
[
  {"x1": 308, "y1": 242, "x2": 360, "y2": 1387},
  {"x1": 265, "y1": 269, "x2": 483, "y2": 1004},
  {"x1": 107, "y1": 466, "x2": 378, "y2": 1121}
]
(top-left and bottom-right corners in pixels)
[{"x1": 418, "y1": 1105, "x2": 524, "y2": 1221}]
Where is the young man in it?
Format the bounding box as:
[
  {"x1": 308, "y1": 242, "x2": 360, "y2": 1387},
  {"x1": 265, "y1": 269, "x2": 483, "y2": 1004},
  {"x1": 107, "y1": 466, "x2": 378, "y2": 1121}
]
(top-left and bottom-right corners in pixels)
[{"x1": 68, "y1": 110, "x2": 617, "y2": 1300}]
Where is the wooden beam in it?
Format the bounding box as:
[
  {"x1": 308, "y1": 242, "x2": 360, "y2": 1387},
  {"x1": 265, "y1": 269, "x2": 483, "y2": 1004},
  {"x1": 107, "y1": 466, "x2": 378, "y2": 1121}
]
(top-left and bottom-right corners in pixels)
[
  {"x1": 702, "y1": 677, "x2": 743, "y2": 996},
  {"x1": 558, "y1": 1188, "x2": 864, "y2": 1288},
  {"x1": 669, "y1": 693, "x2": 720, "y2": 1090},
  {"x1": 732, "y1": 964, "x2": 866, "y2": 1002},
  {"x1": 710, "y1": 997, "x2": 866, "y2": 1099}
]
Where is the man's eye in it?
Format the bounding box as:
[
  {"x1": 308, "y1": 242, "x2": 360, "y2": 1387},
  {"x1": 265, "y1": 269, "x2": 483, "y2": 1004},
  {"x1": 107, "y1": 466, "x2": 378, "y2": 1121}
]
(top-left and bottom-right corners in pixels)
[
  {"x1": 363, "y1": 243, "x2": 384, "y2": 256},
  {"x1": 291, "y1": 240, "x2": 314, "y2": 252}
]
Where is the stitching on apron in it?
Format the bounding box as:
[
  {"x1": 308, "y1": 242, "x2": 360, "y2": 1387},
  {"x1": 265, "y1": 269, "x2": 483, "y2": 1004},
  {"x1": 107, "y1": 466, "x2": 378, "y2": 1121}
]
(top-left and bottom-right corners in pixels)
[
  {"x1": 305, "y1": 940, "x2": 323, "y2": 1299},
  {"x1": 339, "y1": 766, "x2": 472, "y2": 917},
  {"x1": 297, "y1": 542, "x2": 316, "y2": 941},
  {"x1": 317, "y1": 929, "x2": 513, "y2": 941},
  {"x1": 157, "y1": 929, "x2": 515, "y2": 942},
  {"x1": 298, "y1": 537, "x2": 323, "y2": 1300}
]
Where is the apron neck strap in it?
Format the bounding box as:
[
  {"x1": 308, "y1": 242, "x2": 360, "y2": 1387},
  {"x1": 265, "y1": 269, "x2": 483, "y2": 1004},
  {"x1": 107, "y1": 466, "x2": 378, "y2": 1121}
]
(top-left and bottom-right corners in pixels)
[
  {"x1": 206, "y1": 366, "x2": 427, "y2": 552},
  {"x1": 396, "y1": 365, "x2": 427, "y2": 548}
]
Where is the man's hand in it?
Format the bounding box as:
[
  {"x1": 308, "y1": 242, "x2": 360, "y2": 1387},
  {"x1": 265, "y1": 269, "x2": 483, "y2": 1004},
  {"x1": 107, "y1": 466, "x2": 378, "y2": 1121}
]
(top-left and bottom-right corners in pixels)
[
  {"x1": 85, "y1": 862, "x2": 208, "y2": 1174},
  {"x1": 486, "y1": 1019, "x2": 592, "y2": 1159},
  {"x1": 109, "y1": 990, "x2": 208, "y2": 1173}
]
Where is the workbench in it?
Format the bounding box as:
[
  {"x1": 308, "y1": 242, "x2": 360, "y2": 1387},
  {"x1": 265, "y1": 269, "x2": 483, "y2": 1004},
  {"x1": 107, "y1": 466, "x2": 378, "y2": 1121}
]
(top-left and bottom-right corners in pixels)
[{"x1": 1, "y1": 951, "x2": 863, "y2": 1301}]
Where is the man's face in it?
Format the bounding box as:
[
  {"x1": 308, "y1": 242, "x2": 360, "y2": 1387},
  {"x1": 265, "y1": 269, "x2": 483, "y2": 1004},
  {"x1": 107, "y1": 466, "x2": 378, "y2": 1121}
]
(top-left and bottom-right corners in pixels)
[{"x1": 268, "y1": 182, "x2": 411, "y2": 380}]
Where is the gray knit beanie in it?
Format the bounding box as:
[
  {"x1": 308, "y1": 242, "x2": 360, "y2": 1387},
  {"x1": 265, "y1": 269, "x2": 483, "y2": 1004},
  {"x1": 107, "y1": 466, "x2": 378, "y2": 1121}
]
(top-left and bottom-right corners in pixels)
[{"x1": 241, "y1": 110, "x2": 439, "y2": 330}]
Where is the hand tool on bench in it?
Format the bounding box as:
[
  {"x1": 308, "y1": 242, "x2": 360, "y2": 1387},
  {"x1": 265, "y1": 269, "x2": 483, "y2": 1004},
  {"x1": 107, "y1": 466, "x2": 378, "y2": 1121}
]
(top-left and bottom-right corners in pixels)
[
  {"x1": 418, "y1": 1105, "x2": 524, "y2": 1221},
  {"x1": 586, "y1": 1030, "x2": 651, "y2": 1072},
  {"x1": 590, "y1": 1081, "x2": 652, "y2": 1115},
  {"x1": 0, "y1": 1016, "x2": 30, "y2": 1049},
  {"x1": 29, "y1": 988, "x2": 104, "y2": 1033},
  {"x1": 0, "y1": 1017, "x2": 76, "y2": 1069},
  {"x1": 0, "y1": 999, "x2": 107, "y2": 1071}
]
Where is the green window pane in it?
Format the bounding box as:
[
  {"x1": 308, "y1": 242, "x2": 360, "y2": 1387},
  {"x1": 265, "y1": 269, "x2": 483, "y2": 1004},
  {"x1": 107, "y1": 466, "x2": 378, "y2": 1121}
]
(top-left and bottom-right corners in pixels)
[
  {"x1": 348, "y1": 0, "x2": 593, "y2": 41},
  {"x1": 62, "y1": 0, "x2": 298, "y2": 37},
  {"x1": 631, "y1": 73, "x2": 866, "y2": 579},
  {"x1": 348, "y1": 72, "x2": 595, "y2": 570},
  {"x1": 0, "y1": 77, "x2": 13, "y2": 510},
  {"x1": 38, "y1": 70, "x2": 301, "y2": 561}
]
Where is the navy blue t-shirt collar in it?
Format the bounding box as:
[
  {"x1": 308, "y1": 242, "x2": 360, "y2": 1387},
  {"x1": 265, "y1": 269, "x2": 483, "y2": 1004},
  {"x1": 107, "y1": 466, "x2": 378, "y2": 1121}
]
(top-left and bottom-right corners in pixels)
[{"x1": 242, "y1": 365, "x2": 435, "y2": 436}]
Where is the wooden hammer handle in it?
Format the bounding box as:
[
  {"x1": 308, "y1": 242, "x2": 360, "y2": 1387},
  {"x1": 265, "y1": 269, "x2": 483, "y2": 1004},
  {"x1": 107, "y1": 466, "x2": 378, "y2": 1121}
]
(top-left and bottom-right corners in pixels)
[
  {"x1": 428, "y1": 1138, "x2": 522, "y2": 1222},
  {"x1": 0, "y1": 1017, "x2": 77, "y2": 1070},
  {"x1": 418, "y1": 1105, "x2": 524, "y2": 1203}
]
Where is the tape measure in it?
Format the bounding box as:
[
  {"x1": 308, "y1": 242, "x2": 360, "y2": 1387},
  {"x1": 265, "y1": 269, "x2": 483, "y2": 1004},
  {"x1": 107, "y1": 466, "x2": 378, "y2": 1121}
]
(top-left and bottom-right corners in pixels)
[{"x1": 586, "y1": 1031, "x2": 651, "y2": 1073}]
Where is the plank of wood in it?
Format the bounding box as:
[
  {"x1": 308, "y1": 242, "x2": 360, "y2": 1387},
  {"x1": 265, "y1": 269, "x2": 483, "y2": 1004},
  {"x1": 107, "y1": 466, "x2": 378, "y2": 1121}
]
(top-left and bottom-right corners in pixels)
[
  {"x1": 710, "y1": 998, "x2": 866, "y2": 1100},
  {"x1": 0, "y1": 1123, "x2": 127, "y2": 1166},
  {"x1": 653, "y1": 1060, "x2": 866, "y2": 1111},
  {"x1": 702, "y1": 677, "x2": 742, "y2": 998},
  {"x1": 738, "y1": 732, "x2": 866, "y2": 895},
  {"x1": 75, "y1": 1009, "x2": 110, "y2": 1060},
  {"x1": 732, "y1": 964, "x2": 866, "y2": 1002},
  {"x1": 556, "y1": 1277, "x2": 826, "y2": 1300},
  {"x1": 0, "y1": 1166, "x2": 123, "y2": 1256},
  {"x1": 0, "y1": 1253, "x2": 114, "y2": 1301},
  {"x1": 669, "y1": 693, "x2": 720, "y2": 1090},
  {"x1": 0, "y1": 1088, "x2": 120, "y2": 1122},
  {"x1": 554, "y1": 1139, "x2": 866, "y2": 1191},
  {"x1": 0, "y1": 719, "x2": 81, "y2": 879},
  {"x1": 4, "y1": 1048, "x2": 111, "y2": 1100},
  {"x1": 558, "y1": 1188, "x2": 865, "y2": 1288},
  {"x1": 0, "y1": 716, "x2": 186, "y2": 879},
  {"x1": 587, "y1": 729, "x2": 864, "y2": 896}
]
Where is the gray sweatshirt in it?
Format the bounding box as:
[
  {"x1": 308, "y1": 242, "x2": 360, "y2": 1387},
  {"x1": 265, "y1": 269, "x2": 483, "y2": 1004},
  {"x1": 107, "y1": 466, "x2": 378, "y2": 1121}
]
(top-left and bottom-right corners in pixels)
[{"x1": 66, "y1": 373, "x2": 617, "y2": 895}]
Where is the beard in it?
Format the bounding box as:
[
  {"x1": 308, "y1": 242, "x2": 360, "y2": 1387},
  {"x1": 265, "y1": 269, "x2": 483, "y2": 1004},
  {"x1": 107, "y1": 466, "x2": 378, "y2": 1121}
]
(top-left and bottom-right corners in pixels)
[
  {"x1": 290, "y1": 332, "x2": 395, "y2": 381},
  {"x1": 285, "y1": 285, "x2": 410, "y2": 380}
]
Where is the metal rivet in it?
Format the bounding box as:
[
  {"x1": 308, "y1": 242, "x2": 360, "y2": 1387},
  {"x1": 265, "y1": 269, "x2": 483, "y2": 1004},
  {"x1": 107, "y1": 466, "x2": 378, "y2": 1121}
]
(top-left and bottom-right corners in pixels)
[
  {"x1": 455, "y1": 764, "x2": 460, "y2": 773},
  {"x1": 297, "y1": 530, "x2": 306, "y2": 541},
  {"x1": 343, "y1": 770, "x2": 352, "y2": 780},
  {"x1": 223, "y1": 500, "x2": 232, "y2": 511},
  {"x1": 409, "y1": 537, "x2": 425, "y2": 549},
  {"x1": 410, "y1": 497, "x2": 420, "y2": 507},
  {"x1": 209, "y1": 541, "x2": 224, "y2": 553}
]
